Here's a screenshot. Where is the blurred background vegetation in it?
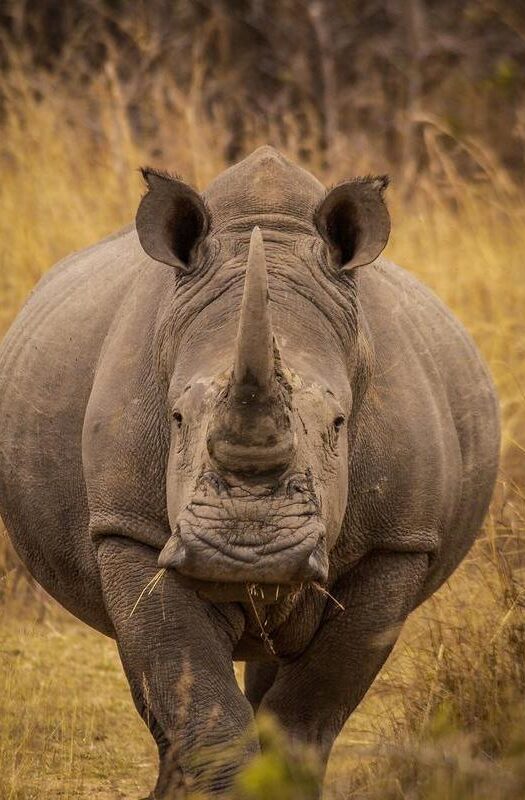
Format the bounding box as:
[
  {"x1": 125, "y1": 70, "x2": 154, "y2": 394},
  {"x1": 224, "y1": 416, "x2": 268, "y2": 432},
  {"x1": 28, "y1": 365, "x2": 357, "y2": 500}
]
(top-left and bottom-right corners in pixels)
[{"x1": 0, "y1": 1, "x2": 524, "y2": 798}]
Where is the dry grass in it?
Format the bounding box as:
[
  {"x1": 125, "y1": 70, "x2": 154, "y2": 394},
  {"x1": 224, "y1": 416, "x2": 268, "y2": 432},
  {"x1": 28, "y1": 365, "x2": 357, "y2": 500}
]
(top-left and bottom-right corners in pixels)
[
  {"x1": 0, "y1": 589, "x2": 155, "y2": 799},
  {"x1": 0, "y1": 59, "x2": 524, "y2": 799}
]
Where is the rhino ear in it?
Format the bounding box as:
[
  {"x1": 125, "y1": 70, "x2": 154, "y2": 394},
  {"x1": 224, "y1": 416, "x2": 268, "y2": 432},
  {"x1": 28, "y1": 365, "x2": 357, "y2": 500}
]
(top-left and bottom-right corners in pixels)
[
  {"x1": 314, "y1": 175, "x2": 391, "y2": 272},
  {"x1": 136, "y1": 168, "x2": 209, "y2": 272}
]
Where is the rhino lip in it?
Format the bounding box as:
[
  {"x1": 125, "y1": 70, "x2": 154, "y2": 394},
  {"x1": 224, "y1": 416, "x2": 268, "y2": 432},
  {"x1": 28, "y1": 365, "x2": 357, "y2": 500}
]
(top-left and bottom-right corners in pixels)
[
  {"x1": 158, "y1": 532, "x2": 308, "y2": 604},
  {"x1": 159, "y1": 517, "x2": 328, "y2": 593},
  {"x1": 186, "y1": 519, "x2": 319, "y2": 561},
  {"x1": 159, "y1": 521, "x2": 327, "y2": 582},
  {"x1": 160, "y1": 470, "x2": 329, "y2": 591}
]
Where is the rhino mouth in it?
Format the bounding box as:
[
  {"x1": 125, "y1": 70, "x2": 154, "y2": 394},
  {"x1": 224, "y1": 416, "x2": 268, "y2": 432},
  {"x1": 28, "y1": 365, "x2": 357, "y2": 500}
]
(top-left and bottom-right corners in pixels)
[
  {"x1": 159, "y1": 472, "x2": 329, "y2": 602},
  {"x1": 167, "y1": 574, "x2": 302, "y2": 605}
]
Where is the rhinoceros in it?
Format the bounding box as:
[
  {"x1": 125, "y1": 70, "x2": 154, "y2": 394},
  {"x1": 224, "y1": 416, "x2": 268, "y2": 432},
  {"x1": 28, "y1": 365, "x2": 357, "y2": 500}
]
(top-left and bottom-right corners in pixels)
[{"x1": 0, "y1": 146, "x2": 499, "y2": 798}]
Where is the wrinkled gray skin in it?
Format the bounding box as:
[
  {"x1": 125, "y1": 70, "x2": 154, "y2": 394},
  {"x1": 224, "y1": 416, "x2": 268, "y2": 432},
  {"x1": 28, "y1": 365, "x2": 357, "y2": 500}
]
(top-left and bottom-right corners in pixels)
[{"x1": 0, "y1": 147, "x2": 499, "y2": 798}]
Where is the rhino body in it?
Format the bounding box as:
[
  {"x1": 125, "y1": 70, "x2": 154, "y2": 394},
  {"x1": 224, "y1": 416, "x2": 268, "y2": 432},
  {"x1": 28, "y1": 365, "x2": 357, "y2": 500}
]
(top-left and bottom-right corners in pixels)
[{"x1": 0, "y1": 147, "x2": 499, "y2": 797}]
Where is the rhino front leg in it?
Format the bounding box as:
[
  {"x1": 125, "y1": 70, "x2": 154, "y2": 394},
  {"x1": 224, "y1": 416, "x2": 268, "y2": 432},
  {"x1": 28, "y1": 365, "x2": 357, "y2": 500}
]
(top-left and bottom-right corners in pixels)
[
  {"x1": 260, "y1": 551, "x2": 429, "y2": 796},
  {"x1": 97, "y1": 537, "x2": 258, "y2": 798}
]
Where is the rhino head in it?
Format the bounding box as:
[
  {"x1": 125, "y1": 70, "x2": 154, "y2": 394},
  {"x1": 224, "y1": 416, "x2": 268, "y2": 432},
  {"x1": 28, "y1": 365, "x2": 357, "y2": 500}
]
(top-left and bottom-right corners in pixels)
[{"x1": 135, "y1": 147, "x2": 390, "y2": 604}]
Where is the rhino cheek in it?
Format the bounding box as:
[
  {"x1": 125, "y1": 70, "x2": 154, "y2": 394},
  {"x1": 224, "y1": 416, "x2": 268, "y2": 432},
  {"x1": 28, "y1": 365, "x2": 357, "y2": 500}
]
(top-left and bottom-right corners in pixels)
[
  {"x1": 165, "y1": 435, "x2": 201, "y2": 535},
  {"x1": 333, "y1": 457, "x2": 350, "y2": 542},
  {"x1": 327, "y1": 476, "x2": 349, "y2": 548},
  {"x1": 311, "y1": 451, "x2": 349, "y2": 551}
]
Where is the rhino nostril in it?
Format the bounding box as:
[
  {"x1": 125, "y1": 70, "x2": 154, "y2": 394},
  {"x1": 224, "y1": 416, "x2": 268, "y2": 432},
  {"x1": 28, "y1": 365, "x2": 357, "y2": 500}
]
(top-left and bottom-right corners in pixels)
[
  {"x1": 200, "y1": 471, "x2": 228, "y2": 495},
  {"x1": 286, "y1": 474, "x2": 308, "y2": 496}
]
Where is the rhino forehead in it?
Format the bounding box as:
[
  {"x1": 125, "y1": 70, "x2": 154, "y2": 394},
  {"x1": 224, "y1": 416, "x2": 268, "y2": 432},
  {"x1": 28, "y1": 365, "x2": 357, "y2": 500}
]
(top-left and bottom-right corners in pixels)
[{"x1": 202, "y1": 145, "x2": 325, "y2": 231}]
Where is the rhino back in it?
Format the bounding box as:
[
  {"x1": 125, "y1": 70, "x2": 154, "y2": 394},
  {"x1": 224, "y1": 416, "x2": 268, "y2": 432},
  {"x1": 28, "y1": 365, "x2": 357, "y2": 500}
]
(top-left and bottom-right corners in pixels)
[{"x1": 0, "y1": 226, "x2": 153, "y2": 632}]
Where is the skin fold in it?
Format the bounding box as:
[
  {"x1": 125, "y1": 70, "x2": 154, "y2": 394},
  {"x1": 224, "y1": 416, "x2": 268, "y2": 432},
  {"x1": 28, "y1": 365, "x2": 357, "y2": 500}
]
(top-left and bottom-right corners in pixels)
[{"x1": 0, "y1": 147, "x2": 500, "y2": 798}]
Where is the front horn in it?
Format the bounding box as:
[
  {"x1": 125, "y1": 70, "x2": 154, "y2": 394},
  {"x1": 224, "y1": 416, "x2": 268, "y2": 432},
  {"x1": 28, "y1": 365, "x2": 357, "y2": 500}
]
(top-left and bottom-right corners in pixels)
[
  {"x1": 232, "y1": 226, "x2": 275, "y2": 396},
  {"x1": 206, "y1": 227, "x2": 294, "y2": 475}
]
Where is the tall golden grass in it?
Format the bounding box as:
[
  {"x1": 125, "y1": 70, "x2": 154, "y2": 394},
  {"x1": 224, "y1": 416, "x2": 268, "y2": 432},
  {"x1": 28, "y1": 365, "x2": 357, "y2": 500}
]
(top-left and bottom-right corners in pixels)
[{"x1": 0, "y1": 61, "x2": 524, "y2": 799}]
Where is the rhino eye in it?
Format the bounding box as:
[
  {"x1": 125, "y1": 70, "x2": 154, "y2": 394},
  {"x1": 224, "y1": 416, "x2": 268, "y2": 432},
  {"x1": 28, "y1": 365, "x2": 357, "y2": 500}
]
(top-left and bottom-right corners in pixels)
[
  {"x1": 172, "y1": 410, "x2": 183, "y2": 428},
  {"x1": 333, "y1": 414, "x2": 346, "y2": 432}
]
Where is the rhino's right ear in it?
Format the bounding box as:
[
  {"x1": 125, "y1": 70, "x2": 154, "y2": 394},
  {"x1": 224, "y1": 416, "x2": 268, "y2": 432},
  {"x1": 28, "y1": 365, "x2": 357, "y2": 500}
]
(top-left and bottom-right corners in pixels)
[{"x1": 136, "y1": 168, "x2": 210, "y2": 272}]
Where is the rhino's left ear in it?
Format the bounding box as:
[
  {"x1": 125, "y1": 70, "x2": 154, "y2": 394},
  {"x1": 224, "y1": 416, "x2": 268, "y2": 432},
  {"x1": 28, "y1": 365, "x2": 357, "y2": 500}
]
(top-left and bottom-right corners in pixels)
[
  {"x1": 136, "y1": 168, "x2": 210, "y2": 272},
  {"x1": 314, "y1": 175, "x2": 391, "y2": 272}
]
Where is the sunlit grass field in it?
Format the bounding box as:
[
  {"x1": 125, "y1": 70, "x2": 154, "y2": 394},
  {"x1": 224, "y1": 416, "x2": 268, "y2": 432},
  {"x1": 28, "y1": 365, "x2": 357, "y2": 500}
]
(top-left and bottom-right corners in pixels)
[{"x1": 1, "y1": 66, "x2": 524, "y2": 799}]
